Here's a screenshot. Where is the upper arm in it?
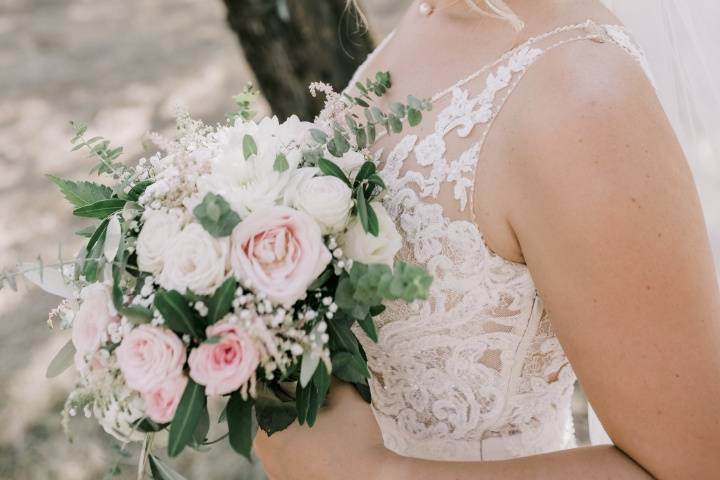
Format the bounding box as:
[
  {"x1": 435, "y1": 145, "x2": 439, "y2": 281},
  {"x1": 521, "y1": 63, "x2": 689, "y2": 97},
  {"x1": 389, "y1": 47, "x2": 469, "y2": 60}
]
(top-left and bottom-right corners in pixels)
[{"x1": 508, "y1": 42, "x2": 720, "y2": 478}]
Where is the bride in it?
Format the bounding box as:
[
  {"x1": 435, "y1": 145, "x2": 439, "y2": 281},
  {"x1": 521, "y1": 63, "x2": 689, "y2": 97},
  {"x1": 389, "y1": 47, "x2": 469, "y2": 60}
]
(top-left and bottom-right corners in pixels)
[{"x1": 255, "y1": 1, "x2": 720, "y2": 478}]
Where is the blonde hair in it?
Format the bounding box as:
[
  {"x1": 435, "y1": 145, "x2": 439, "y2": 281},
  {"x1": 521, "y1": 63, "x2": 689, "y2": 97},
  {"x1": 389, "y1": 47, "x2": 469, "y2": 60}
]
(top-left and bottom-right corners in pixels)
[{"x1": 346, "y1": 1, "x2": 524, "y2": 31}]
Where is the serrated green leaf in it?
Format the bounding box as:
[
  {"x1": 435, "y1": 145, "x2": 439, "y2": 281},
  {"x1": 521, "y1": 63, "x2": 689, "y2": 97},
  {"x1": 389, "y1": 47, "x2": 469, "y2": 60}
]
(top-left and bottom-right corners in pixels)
[
  {"x1": 154, "y1": 290, "x2": 203, "y2": 338},
  {"x1": 207, "y1": 277, "x2": 236, "y2": 324},
  {"x1": 168, "y1": 380, "x2": 206, "y2": 457},
  {"x1": 46, "y1": 339, "x2": 76, "y2": 378},
  {"x1": 73, "y1": 199, "x2": 126, "y2": 219},
  {"x1": 242, "y1": 134, "x2": 257, "y2": 160},
  {"x1": 193, "y1": 193, "x2": 241, "y2": 237},
  {"x1": 227, "y1": 392, "x2": 254, "y2": 461},
  {"x1": 48, "y1": 175, "x2": 113, "y2": 208}
]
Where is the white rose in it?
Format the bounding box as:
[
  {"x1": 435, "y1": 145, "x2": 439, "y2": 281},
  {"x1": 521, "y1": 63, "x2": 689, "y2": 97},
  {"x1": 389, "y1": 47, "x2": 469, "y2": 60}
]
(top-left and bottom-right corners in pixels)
[
  {"x1": 340, "y1": 202, "x2": 402, "y2": 268},
  {"x1": 294, "y1": 175, "x2": 353, "y2": 233},
  {"x1": 136, "y1": 210, "x2": 181, "y2": 275},
  {"x1": 197, "y1": 115, "x2": 314, "y2": 216},
  {"x1": 159, "y1": 223, "x2": 229, "y2": 295}
]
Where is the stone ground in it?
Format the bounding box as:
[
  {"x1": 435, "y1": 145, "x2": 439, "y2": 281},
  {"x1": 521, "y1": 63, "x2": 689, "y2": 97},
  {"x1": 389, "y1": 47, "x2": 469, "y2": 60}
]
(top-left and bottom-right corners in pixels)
[{"x1": 13, "y1": 0, "x2": 720, "y2": 478}]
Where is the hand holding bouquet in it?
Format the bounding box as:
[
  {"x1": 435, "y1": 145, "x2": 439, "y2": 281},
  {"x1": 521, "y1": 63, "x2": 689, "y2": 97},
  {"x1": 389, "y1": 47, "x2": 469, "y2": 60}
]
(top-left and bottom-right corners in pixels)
[{"x1": 3, "y1": 73, "x2": 433, "y2": 478}]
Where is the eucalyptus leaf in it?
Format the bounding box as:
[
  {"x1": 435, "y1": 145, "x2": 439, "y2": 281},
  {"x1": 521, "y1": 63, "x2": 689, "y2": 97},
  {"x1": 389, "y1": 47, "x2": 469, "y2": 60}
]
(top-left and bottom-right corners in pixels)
[
  {"x1": 273, "y1": 153, "x2": 289, "y2": 172},
  {"x1": 193, "y1": 193, "x2": 241, "y2": 237}
]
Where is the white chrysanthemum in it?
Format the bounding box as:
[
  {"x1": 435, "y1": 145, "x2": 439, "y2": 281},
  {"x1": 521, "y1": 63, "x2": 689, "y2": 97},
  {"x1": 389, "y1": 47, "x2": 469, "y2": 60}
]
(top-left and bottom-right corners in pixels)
[{"x1": 197, "y1": 115, "x2": 314, "y2": 217}]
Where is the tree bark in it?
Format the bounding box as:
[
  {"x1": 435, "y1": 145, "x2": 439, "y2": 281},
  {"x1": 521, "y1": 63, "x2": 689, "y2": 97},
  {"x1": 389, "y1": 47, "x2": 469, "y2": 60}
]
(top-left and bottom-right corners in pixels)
[{"x1": 222, "y1": 0, "x2": 375, "y2": 120}]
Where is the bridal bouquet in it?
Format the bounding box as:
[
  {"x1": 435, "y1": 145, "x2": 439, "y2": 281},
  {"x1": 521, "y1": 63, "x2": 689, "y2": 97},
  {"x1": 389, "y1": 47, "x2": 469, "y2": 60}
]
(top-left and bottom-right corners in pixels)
[{"x1": 2, "y1": 73, "x2": 433, "y2": 478}]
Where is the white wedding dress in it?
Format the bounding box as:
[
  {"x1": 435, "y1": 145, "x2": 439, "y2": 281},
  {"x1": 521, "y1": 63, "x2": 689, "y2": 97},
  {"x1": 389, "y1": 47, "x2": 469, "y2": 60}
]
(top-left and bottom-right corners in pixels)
[{"x1": 347, "y1": 21, "x2": 650, "y2": 461}]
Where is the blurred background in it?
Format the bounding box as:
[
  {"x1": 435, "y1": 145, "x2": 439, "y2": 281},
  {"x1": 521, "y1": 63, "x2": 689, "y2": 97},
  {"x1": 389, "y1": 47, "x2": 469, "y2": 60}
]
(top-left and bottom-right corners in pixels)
[{"x1": 5, "y1": 0, "x2": 718, "y2": 478}]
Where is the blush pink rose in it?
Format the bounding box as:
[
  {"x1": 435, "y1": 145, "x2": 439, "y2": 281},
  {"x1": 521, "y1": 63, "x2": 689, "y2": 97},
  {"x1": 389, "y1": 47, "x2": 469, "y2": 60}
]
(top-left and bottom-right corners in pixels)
[
  {"x1": 143, "y1": 375, "x2": 188, "y2": 424},
  {"x1": 230, "y1": 206, "x2": 331, "y2": 307},
  {"x1": 116, "y1": 325, "x2": 186, "y2": 393},
  {"x1": 188, "y1": 322, "x2": 259, "y2": 396},
  {"x1": 72, "y1": 283, "x2": 119, "y2": 363}
]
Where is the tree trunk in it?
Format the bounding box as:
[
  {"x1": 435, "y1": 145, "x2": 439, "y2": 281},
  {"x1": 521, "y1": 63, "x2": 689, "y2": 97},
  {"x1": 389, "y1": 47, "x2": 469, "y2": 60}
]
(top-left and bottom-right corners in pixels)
[{"x1": 222, "y1": 0, "x2": 375, "y2": 120}]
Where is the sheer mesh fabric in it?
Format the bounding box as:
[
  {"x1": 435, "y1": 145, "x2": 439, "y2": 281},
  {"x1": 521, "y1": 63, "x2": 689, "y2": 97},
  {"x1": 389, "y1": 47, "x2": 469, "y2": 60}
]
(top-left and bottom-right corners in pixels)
[{"x1": 346, "y1": 21, "x2": 649, "y2": 461}]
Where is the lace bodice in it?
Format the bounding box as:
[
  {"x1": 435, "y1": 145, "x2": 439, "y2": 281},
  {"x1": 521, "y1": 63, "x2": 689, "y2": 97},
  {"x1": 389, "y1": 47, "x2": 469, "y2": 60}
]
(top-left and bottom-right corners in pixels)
[{"x1": 347, "y1": 21, "x2": 649, "y2": 461}]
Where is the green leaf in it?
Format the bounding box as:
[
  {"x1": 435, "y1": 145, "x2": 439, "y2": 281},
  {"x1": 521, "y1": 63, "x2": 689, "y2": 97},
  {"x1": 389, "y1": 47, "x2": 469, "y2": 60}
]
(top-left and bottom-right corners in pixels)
[
  {"x1": 310, "y1": 128, "x2": 328, "y2": 144},
  {"x1": 332, "y1": 351, "x2": 370, "y2": 383},
  {"x1": 127, "y1": 180, "x2": 153, "y2": 201},
  {"x1": 318, "y1": 158, "x2": 351, "y2": 187},
  {"x1": 191, "y1": 406, "x2": 210, "y2": 446},
  {"x1": 46, "y1": 339, "x2": 76, "y2": 378},
  {"x1": 83, "y1": 227, "x2": 106, "y2": 283},
  {"x1": 357, "y1": 315, "x2": 379, "y2": 343},
  {"x1": 255, "y1": 388, "x2": 297, "y2": 436},
  {"x1": 227, "y1": 392, "x2": 254, "y2": 461},
  {"x1": 121, "y1": 305, "x2": 153, "y2": 324},
  {"x1": 407, "y1": 108, "x2": 422, "y2": 127},
  {"x1": 73, "y1": 199, "x2": 126, "y2": 219},
  {"x1": 355, "y1": 189, "x2": 370, "y2": 234},
  {"x1": 388, "y1": 114, "x2": 402, "y2": 134},
  {"x1": 242, "y1": 134, "x2": 257, "y2": 160},
  {"x1": 390, "y1": 102, "x2": 406, "y2": 118},
  {"x1": 47, "y1": 175, "x2": 113, "y2": 208},
  {"x1": 354, "y1": 161, "x2": 376, "y2": 185},
  {"x1": 168, "y1": 380, "x2": 206, "y2": 457},
  {"x1": 299, "y1": 350, "x2": 320, "y2": 388},
  {"x1": 149, "y1": 455, "x2": 188, "y2": 480},
  {"x1": 193, "y1": 193, "x2": 241, "y2": 237},
  {"x1": 366, "y1": 202, "x2": 379, "y2": 236},
  {"x1": 75, "y1": 225, "x2": 97, "y2": 238},
  {"x1": 332, "y1": 128, "x2": 350, "y2": 156},
  {"x1": 207, "y1": 277, "x2": 237, "y2": 324},
  {"x1": 154, "y1": 290, "x2": 204, "y2": 339},
  {"x1": 273, "y1": 153, "x2": 289, "y2": 172},
  {"x1": 326, "y1": 314, "x2": 361, "y2": 355}
]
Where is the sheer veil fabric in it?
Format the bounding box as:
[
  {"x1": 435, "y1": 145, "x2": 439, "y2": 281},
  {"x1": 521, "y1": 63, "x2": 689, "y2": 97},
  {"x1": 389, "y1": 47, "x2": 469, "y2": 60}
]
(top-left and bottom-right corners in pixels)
[{"x1": 590, "y1": 0, "x2": 720, "y2": 446}]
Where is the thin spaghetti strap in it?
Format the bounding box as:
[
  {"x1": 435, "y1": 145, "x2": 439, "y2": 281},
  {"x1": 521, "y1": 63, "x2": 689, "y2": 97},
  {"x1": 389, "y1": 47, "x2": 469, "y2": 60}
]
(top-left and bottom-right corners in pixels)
[{"x1": 466, "y1": 21, "x2": 651, "y2": 223}]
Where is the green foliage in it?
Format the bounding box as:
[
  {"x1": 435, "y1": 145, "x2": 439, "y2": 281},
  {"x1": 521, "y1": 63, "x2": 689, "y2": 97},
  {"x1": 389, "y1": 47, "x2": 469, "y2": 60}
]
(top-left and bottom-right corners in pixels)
[
  {"x1": 73, "y1": 199, "x2": 126, "y2": 219},
  {"x1": 45, "y1": 339, "x2": 76, "y2": 378},
  {"x1": 255, "y1": 388, "x2": 297, "y2": 436},
  {"x1": 193, "y1": 193, "x2": 241, "y2": 237},
  {"x1": 318, "y1": 157, "x2": 351, "y2": 187},
  {"x1": 227, "y1": 392, "x2": 254, "y2": 461},
  {"x1": 168, "y1": 380, "x2": 206, "y2": 457},
  {"x1": 69, "y1": 121, "x2": 126, "y2": 176},
  {"x1": 206, "y1": 277, "x2": 237, "y2": 324},
  {"x1": 242, "y1": 134, "x2": 257, "y2": 160},
  {"x1": 126, "y1": 180, "x2": 153, "y2": 201},
  {"x1": 228, "y1": 83, "x2": 259, "y2": 122},
  {"x1": 154, "y1": 290, "x2": 204, "y2": 339},
  {"x1": 273, "y1": 152, "x2": 289, "y2": 172},
  {"x1": 295, "y1": 362, "x2": 330, "y2": 427},
  {"x1": 47, "y1": 175, "x2": 113, "y2": 208},
  {"x1": 332, "y1": 351, "x2": 370, "y2": 384},
  {"x1": 149, "y1": 455, "x2": 188, "y2": 480}
]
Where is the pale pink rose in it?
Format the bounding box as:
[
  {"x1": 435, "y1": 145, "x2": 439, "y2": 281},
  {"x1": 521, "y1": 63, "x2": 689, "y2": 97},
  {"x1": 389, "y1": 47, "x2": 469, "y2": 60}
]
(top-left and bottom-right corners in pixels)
[
  {"x1": 143, "y1": 375, "x2": 188, "y2": 424},
  {"x1": 72, "y1": 283, "x2": 119, "y2": 360},
  {"x1": 230, "y1": 206, "x2": 331, "y2": 307},
  {"x1": 188, "y1": 322, "x2": 259, "y2": 396},
  {"x1": 116, "y1": 325, "x2": 186, "y2": 393}
]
